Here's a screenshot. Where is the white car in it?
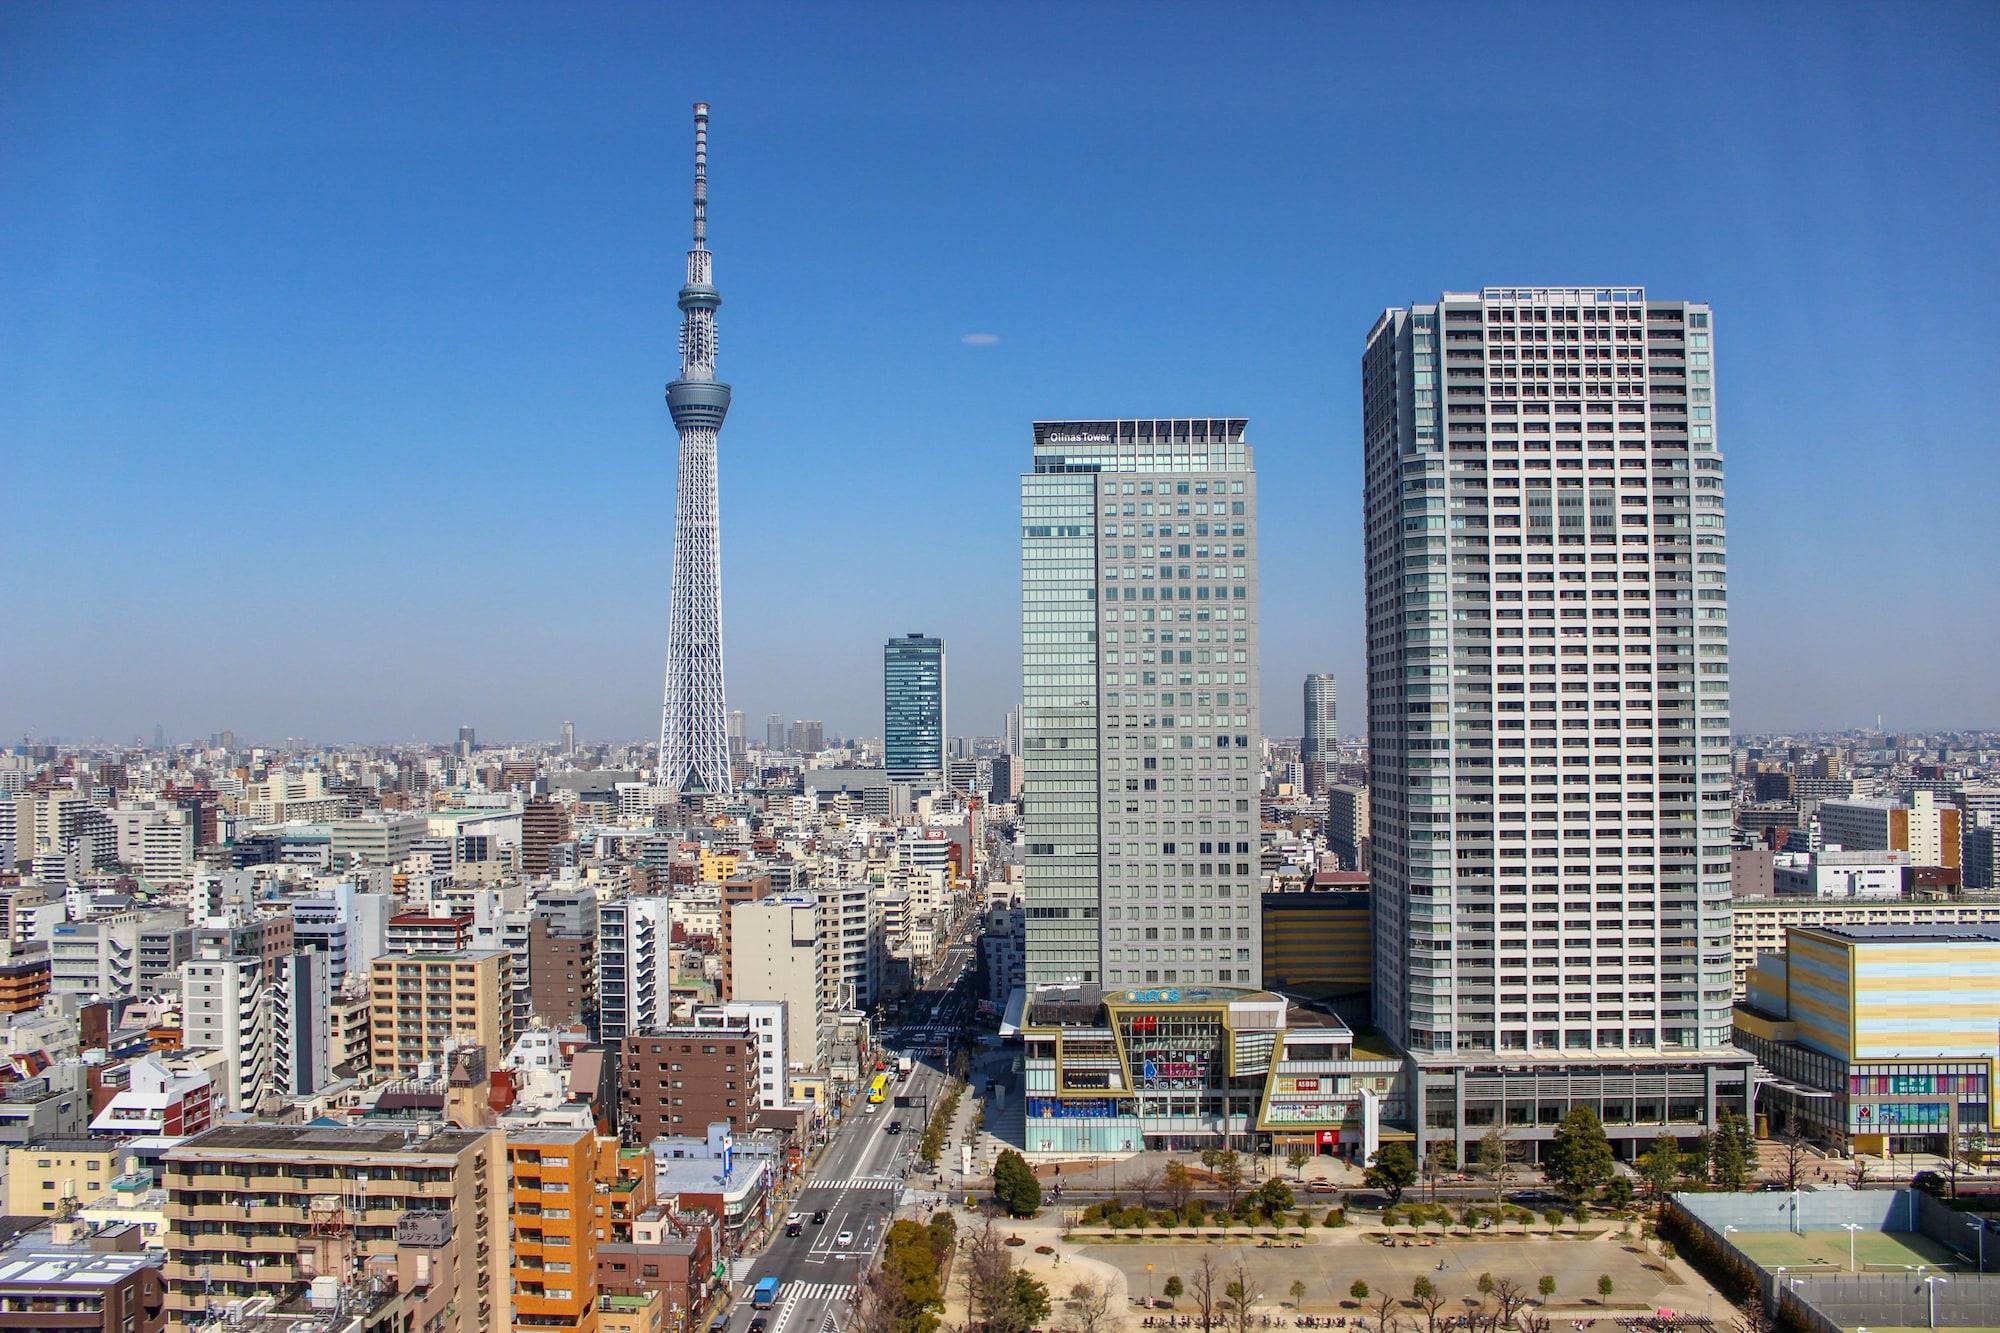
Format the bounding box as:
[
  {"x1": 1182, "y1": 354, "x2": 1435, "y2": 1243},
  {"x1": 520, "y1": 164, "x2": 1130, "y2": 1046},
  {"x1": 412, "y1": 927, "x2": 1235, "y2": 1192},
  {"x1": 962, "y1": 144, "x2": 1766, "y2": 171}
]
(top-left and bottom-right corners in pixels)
[{"x1": 836, "y1": 1229, "x2": 855, "y2": 1246}]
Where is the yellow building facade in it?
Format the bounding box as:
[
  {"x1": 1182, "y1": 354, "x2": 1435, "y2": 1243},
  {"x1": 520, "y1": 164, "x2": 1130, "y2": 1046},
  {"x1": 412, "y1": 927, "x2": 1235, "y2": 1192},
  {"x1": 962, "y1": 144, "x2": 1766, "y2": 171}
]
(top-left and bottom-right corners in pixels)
[
  {"x1": 4, "y1": 1141, "x2": 120, "y2": 1215},
  {"x1": 1735, "y1": 925, "x2": 2000, "y2": 1155}
]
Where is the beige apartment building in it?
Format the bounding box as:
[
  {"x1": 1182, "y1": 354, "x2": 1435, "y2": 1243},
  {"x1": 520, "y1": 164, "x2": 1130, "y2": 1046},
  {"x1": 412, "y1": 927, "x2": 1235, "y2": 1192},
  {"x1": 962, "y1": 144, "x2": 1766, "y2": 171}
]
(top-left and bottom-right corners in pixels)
[
  {"x1": 238, "y1": 771, "x2": 348, "y2": 822},
  {"x1": 367, "y1": 949, "x2": 511, "y2": 1079},
  {"x1": 161, "y1": 1122, "x2": 506, "y2": 1333},
  {"x1": 331, "y1": 813, "x2": 429, "y2": 868},
  {"x1": 4, "y1": 1140, "x2": 121, "y2": 1215},
  {"x1": 1731, "y1": 894, "x2": 2000, "y2": 996}
]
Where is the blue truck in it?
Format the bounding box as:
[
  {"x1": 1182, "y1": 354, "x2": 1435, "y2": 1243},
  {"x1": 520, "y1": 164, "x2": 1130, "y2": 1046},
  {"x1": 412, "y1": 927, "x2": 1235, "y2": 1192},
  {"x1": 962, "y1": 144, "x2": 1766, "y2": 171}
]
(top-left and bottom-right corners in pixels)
[{"x1": 751, "y1": 1276, "x2": 781, "y2": 1309}]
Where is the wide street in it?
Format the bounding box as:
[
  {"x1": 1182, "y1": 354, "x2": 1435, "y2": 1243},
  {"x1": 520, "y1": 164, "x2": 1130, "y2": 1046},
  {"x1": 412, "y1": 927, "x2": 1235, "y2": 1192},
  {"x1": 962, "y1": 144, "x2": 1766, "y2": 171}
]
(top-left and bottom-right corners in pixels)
[{"x1": 725, "y1": 939, "x2": 978, "y2": 1333}]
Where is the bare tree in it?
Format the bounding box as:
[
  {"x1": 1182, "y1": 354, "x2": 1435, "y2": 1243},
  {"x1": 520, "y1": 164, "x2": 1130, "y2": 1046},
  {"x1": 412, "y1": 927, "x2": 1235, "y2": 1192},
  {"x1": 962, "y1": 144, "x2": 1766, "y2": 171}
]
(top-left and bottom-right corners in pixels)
[
  {"x1": 1371, "y1": 1288, "x2": 1404, "y2": 1333},
  {"x1": 1776, "y1": 1129, "x2": 1810, "y2": 1191},
  {"x1": 1490, "y1": 1277, "x2": 1530, "y2": 1331},
  {"x1": 1164, "y1": 1159, "x2": 1195, "y2": 1215},
  {"x1": 851, "y1": 1262, "x2": 919, "y2": 1333},
  {"x1": 1946, "y1": 1128, "x2": 1985, "y2": 1199},
  {"x1": 1738, "y1": 1295, "x2": 1774, "y2": 1333},
  {"x1": 1412, "y1": 1277, "x2": 1450, "y2": 1333},
  {"x1": 1226, "y1": 1262, "x2": 1261, "y2": 1333},
  {"x1": 1191, "y1": 1254, "x2": 1223, "y2": 1333},
  {"x1": 1477, "y1": 1127, "x2": 1517, "y2": 1204},
  {"x1": 1213, "y1": 1149, "x2": 1247, "y2": 1211},
  {"x1": 1847, "y1": 1155, "x2": 1873, "y2": 1189},
  {"x1": 959, "y1": 1218, "x2": 1017, "y2": 1331},
  {"x1": 1058, "y1": 1278, "x2": 1115, "y2": 1333},
  {"x1": 1519, "y1": 1309, "x2": 1553, "y2": 1333},
  {"x1": 1133, "y1": 1166, "x2": 1161, "y2": 1212}
]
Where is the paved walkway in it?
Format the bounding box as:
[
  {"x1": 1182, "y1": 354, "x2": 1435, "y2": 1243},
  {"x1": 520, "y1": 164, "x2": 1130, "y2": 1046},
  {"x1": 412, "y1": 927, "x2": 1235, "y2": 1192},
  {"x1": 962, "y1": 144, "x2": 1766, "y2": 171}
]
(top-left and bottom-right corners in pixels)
[
  {"x1": 927, "y1": 1201, "x2": 1728, "y2": 1332},
  {"x1": 1030, "y1": 1148, "x2": 1369, "y2": 1197}
]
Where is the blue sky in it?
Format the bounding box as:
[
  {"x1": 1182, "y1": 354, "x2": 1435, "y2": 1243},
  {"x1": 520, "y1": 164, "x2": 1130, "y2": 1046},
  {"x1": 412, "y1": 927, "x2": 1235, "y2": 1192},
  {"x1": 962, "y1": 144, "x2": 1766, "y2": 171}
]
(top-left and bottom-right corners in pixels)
[{"x1": 4, "y1": 3, "x2": 1997, "y2": 747}]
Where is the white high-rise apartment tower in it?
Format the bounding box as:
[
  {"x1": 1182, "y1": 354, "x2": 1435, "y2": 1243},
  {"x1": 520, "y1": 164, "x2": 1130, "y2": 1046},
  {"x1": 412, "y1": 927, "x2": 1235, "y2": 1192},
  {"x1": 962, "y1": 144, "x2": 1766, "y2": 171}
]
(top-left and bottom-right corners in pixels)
[
  {"x1": 1362, "y1": 288, "x2": 1750, "y2": 1160},
  {"x1": 1302, "y1": 673, "x2": 1337, "y2": 796},
  {"x1": 1021, "y1": 419, "x2": 1260, "y2": 989}
]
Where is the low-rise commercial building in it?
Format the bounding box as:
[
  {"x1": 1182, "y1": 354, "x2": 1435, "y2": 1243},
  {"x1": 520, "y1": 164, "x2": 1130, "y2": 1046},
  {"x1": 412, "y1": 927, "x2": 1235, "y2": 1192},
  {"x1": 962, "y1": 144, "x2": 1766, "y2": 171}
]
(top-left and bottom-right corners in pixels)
[
  {"x1": 1772, "y1": 847, "x2": 1908, "y2": 898},
  {"x1": 329, "y1": 814, "x2": 427, "y2": 869},
  {"x1": 50, "y1": 918, "x2": 140, "y2": 1000},
  {"x1": 1021, "y1": 983, "x2": 1401, "y2": 1161},
  {"x1": 1735, "y1": 925, "x2": 2000, "y2": 1156}
]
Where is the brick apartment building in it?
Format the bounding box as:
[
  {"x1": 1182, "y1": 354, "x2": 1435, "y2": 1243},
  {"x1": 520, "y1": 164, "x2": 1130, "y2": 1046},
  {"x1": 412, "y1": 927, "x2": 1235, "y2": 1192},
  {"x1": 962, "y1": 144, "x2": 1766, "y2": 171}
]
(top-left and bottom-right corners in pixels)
[{"x1": 619, "y1": 1025, "x2": 761, "y2": 1142}]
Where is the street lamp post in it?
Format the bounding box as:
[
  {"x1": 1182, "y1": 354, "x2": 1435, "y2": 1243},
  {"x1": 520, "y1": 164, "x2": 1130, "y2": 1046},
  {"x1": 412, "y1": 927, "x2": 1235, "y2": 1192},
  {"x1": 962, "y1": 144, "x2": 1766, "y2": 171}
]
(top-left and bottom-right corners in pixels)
[
  {"x1": 1925, "y1": 1274, "x2": 1949, "y2": 1329},
  {"x1": 1843, "y1": 1222, "x2": 1863, "y2": 1272},
  {"x1": 1970, "y1": 1219, "x2": 1987, "y2": 1273}
]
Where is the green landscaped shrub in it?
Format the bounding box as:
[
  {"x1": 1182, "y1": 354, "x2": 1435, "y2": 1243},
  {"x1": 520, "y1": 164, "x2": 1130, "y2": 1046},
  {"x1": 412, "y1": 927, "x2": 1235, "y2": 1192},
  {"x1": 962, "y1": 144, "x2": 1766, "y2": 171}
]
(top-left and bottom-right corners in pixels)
[{"x1": 1323, "y1": 1208, "x2": 1347, "y2": 1227}]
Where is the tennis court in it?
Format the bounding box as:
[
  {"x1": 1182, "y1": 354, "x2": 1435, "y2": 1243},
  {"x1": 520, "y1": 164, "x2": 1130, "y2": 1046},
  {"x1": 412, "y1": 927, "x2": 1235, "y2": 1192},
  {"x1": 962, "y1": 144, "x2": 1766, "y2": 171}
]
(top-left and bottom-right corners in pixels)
[{"x1": 1727, "y1": 1229, "x2": 1968, "y2": 1273}]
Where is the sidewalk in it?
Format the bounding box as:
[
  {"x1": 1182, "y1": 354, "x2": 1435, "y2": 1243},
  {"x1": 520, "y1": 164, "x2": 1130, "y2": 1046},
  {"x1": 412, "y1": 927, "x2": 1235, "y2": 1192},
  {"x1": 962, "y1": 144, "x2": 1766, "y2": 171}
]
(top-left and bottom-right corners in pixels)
[{"x1": 1030, "y1": 1148, "x2": 1368, "y2": 1195}]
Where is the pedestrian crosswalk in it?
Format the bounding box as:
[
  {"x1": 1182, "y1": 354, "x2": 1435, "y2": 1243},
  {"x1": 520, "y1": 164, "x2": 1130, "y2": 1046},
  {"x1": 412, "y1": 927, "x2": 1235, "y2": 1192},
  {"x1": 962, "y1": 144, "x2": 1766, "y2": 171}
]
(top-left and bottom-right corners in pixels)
[
  {"x1": 784, "y1": 1281, "x2": 855, "y2": 1303},
  {"x1": 804, "y1": 1174, "x2": 904, "y2": 1191}
]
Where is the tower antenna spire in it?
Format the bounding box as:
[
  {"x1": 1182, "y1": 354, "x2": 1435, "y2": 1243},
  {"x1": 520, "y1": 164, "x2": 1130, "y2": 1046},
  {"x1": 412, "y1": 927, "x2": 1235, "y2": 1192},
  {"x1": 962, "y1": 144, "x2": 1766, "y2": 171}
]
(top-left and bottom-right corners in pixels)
[
  {"x1": 658, "y1": 101, "x2": 733, "y2": 799},
  {"x1": 692, "y1": 101, "x2": 708, "y2": 247}
]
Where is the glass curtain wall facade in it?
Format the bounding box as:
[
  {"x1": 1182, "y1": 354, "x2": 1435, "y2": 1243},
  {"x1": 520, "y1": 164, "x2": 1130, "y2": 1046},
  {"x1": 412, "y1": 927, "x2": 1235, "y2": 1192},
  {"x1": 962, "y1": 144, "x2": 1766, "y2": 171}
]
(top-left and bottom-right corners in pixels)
[
  {"x1": 1362, "y1": 288, "x2": 1746, "y2": 1157},
  {"x1": 1021, "y1": 419, "x2": 1260, "y2": 989},
  {"x1": 884, "y1": 634, "x2": 946, "y2": 784}
]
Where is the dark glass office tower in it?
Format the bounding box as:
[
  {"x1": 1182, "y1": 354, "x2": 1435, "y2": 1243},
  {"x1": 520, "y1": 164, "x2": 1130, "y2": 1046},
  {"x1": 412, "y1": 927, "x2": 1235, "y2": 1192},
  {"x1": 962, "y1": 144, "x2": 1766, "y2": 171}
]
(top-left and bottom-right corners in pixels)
[{"x1": 884, "y1": 634, "x2": 946, "y2": 784}]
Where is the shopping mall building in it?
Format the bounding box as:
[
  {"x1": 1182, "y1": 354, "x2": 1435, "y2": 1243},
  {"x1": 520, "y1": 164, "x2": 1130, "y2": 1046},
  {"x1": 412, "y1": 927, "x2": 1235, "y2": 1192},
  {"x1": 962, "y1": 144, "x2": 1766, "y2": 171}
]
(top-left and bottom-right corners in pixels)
[{"x1": 1017, "y1": 983, "x2": 1406, "y2": 1159}]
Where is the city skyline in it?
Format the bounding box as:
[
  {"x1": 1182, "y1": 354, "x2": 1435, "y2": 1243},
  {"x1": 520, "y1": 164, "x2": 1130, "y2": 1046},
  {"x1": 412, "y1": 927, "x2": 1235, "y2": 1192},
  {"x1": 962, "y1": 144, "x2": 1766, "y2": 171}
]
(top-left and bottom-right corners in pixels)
[{"x1": 5, "y1": 5, "x2": 1999, "y2": 744}]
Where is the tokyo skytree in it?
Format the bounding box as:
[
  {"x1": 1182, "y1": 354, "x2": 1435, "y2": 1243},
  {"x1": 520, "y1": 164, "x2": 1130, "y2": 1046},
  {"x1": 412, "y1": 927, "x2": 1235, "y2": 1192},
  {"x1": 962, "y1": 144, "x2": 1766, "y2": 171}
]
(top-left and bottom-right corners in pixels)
[{"x1": 657, "y1": 102, "x2": 732, "y2": 797}]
